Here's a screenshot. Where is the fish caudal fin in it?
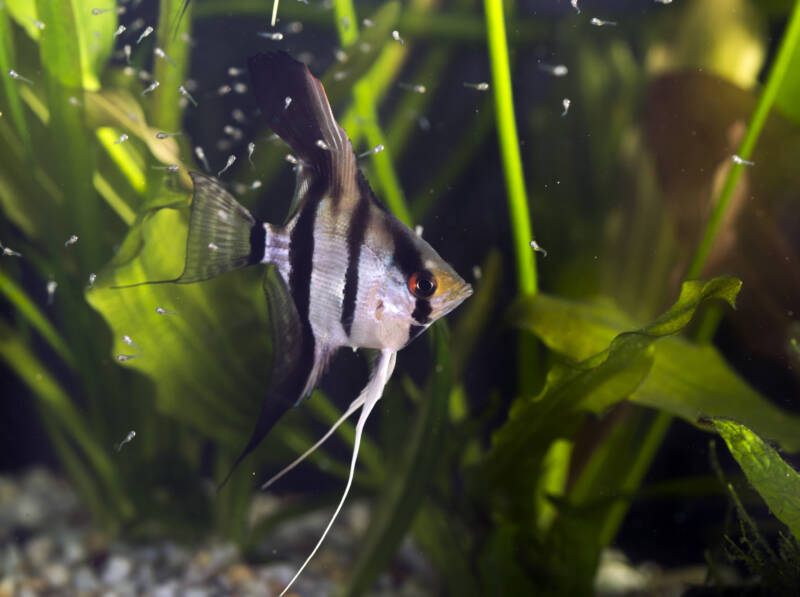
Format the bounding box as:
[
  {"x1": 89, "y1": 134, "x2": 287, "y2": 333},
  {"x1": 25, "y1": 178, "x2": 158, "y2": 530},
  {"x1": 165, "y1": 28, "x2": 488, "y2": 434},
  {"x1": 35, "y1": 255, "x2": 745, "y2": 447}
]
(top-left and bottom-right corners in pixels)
[
  {"x1": 112, "y1": 173, "x2": 263, "y2": 289},
  {"x1": 178, "y1": 172, "x2": 263, "y2": 283}
]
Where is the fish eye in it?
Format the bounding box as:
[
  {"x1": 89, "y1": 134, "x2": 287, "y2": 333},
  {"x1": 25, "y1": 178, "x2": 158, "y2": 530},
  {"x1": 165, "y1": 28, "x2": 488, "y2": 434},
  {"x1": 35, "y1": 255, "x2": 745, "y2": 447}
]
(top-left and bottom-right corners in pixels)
[{"x1": 408, "y1": 270, "x2": 437, "y2": 298}]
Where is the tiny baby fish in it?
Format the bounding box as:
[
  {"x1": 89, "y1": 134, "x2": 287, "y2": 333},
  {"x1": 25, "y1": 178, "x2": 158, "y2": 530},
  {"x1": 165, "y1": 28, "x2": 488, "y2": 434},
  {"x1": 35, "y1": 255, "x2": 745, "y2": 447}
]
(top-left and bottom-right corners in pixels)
[{"x1": 113, "y1": 51, "x2": 471, "y2": 596}]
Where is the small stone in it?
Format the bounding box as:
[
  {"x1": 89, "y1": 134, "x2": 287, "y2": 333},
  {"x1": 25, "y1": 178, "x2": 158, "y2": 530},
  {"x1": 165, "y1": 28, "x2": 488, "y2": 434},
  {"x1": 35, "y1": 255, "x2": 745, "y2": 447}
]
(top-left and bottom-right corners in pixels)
[
  {"x1": 74, "y1": 566, "x2": 99, "y2": 593},
  {"x1": 0, "y1": 578, "x2": 15, "y2": 597},
  {"x1": 162, "y1": 541, "x2": 189, "y2": 569},
  {"x1": 102, "y1": 554, "x2": 132, "y2": 584},
  {"x1": 15, "y1": 494, "x2": 46, "y2": 529},
  {"x1": 61, "y1": 532, "x2": 86, "y2": 564},
  {"x1": 43, "y1": 562, "x2": 70, "y2": 588},
  {"x1": 135, "y1": 561, "x2": 155, "y2": 586},
  {"x1": 24, "y1": 535, "x2": 53, "y2": 568},
  {"x1": 346, "y1": 500, "x2": 370, "y2": 536},
  {"x1": 209, "y1": 542, "x2": 238, "y2": 569},
  {"x1": 151, "y1": 580, "x2": 178, "y2": 597},
  {"x1": 226, "y1": 563, "x2": 255, "y2": 587}
]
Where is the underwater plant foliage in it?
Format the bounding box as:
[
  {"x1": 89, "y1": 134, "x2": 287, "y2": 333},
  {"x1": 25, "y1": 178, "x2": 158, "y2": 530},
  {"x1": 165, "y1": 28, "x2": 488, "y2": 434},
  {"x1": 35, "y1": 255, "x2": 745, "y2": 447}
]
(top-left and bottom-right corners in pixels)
[{"x1": 1, "y1": 0, "x2": 800, "y2": 594}]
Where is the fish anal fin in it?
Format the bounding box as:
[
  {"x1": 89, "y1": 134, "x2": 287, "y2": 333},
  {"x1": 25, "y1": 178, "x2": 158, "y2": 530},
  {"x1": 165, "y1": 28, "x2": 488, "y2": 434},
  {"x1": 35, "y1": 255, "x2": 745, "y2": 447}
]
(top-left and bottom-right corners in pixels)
[{"x1": 218, "y1": 266, "x2": 325, "y2": 489}]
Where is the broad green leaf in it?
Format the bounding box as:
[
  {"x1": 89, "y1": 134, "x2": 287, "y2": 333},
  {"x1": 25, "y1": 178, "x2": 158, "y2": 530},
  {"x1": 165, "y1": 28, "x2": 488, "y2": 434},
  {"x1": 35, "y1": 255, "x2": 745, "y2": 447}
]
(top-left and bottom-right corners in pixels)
[
  {"x1": 485, "y1": 333, "x2": 654, "y2": 482},
  {"x1": 478, "y1": 524, "x2": 536, "y2": 597},
  {"x1": 342, "y1": 325, "x2": 452, "y2": 596},
  {"x1": 35, "y1": 0, "x2": 115, "y2": 90},
  {"x1": 714, "y1": 419, "x2": 800, "y2": 541},
  {"x1": 86, "y1": 89, "x2": 191, "y2": 189},
  {"x1": 512, "y1": 277, "x2": 800, "y2": 451},
  {"x1": 87, "y1": 206, "x2": 271, "y2": 446},
  {"x1": 632, "y1": 339, "x2": 800, "y2": 451}
]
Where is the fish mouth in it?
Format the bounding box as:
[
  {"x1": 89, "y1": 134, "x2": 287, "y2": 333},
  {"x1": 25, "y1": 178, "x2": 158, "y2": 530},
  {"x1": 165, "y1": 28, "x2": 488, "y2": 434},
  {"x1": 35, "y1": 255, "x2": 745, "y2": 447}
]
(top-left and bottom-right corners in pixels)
[{"x1": 436, "y1": 282, "x2": 473, "y2": 318}]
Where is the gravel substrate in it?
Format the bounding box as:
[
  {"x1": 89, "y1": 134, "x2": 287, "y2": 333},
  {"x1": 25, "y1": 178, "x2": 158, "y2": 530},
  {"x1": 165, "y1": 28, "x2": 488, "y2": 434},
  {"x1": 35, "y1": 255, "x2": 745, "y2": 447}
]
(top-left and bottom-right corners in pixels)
[{"x1": 0, "y1": 468, "x2": 436, "y2": 597}]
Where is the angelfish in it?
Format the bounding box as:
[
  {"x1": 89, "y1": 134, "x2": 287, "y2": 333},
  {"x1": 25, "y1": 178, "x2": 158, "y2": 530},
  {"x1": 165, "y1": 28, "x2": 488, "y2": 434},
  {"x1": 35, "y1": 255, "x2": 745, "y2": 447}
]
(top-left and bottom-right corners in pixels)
[{"x1": 115, "y1": 51, "x2": 471, "y2": 593}]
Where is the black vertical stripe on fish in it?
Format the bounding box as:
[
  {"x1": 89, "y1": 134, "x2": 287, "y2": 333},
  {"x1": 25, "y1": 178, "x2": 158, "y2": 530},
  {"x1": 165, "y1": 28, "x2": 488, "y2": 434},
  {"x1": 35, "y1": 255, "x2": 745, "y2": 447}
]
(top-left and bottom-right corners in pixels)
[
  {"x1": 341, "y1": 192, "x2": 371, "y2": 336},
  {"x1": 386, "y1": 216, "x2": 423, "y2": 277},
  {"x1": 286, "y1": 177, "x2": 327, "y2": 398},
  {"x1": 248, "y1": 222, "x2": 266, "y2": 264},
  {"x1": 411, "y1": 298, "x2": 432, "y2": 324}
]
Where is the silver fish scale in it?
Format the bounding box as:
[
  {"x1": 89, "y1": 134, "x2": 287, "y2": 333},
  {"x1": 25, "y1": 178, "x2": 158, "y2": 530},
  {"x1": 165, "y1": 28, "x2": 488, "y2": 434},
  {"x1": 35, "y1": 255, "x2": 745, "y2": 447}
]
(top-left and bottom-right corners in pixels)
[{"x1": 307, "y1": 198, "x2": 352, "y2": 347}]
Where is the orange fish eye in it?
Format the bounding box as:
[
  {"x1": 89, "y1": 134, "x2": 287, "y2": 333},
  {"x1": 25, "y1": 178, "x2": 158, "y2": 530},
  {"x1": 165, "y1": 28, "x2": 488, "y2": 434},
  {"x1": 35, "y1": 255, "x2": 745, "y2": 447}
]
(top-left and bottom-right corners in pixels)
[{"x1": 408, "y1": 270, "x2": 437, "y2": 298}]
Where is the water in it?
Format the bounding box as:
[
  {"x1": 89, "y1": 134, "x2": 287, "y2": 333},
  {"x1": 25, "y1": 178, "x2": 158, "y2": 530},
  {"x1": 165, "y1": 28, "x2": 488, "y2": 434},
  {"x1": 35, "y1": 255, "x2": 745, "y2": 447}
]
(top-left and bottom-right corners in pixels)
[{"x1": 1, "y1": 0, "x2": 799, "y2": 594}]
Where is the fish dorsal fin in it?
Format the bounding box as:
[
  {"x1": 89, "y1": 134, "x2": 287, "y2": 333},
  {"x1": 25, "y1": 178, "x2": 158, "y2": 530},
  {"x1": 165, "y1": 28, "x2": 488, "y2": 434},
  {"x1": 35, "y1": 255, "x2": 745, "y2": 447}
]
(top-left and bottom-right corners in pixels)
[
  {"x1": 218, "y1": 265, "x2": 321, "y2": 489},
  {"x1": 248, "y1": 51, "x2": 358, "y2": 215}
]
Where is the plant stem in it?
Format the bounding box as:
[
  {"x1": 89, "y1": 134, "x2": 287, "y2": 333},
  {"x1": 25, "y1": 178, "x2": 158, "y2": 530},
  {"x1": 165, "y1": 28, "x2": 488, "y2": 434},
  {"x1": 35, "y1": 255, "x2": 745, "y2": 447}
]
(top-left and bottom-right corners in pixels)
[
  {"x1": 484, "y1": 0, "x2": 536, "y2": 295},
  {"x1": 686, "y1": 0, "x2": 800, "y2": 281}
]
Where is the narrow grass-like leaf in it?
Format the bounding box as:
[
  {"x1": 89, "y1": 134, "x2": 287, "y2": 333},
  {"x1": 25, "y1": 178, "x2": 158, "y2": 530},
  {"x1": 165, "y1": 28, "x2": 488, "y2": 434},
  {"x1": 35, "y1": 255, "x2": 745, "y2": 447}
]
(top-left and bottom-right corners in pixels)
[
  {"x1": 413, "y1": 502, "x2": 481, "y2": 597},
  {"x1": 35, "y1": 0, "x2": 115, "y2": 90},
  {"x1": 342, "y1": 325, "x2": 452, "y2": 597},
  {"x1": 714, "y1": 419, "x2": 800, "y2": 540},
  {"x1": 195, "y1": 0, "x2": 546, "y2": 43},
  {"x1": 484, "y1": 0, "x2": 536, "y2": 294},
  {"x1": 150, "y1": 0, "x2": 192, "y2": 133},
  {"x1": 0, "y1": 269, "x2": 75, "y2": 367},
  {"x1": 333, "y1": 0, "x2": 412, "y2": 224},
  {"x1": 4, "y1": 0, "x2": 43, "y2": 41},
  {"x1": 0, "y1": 5, "x2": 33, "y2": 157},
  {"x1": 0, "y1": 321, "x2": 134, "y2": 521}
]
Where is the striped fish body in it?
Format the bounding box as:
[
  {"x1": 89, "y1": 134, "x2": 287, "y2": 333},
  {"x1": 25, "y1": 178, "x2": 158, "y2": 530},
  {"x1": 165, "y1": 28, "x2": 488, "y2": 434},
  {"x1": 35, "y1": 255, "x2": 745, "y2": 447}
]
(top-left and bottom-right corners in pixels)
[{"x1": 134, "y1": 52, "x2": 471, "y2": 486}]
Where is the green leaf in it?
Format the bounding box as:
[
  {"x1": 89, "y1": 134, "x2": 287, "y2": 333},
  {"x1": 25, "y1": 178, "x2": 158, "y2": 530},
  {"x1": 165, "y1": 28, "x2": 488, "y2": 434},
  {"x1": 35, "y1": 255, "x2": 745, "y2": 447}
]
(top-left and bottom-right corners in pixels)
[
  {"x1": 512, "y1": 277, "x2": 800, "y2": 451},
  {"x1": 3, "y1": 0, "x2": 43, "y2": 41},
  {"x1": 713, "y1": 418, "x2": 800, "y2": 541},
  {"x1": 0, "y1": 269, "x2": 75, "y2": 367},
  {"x1": 0, "y1": 320, "x2": 134, "y2": 524},
  {"x1": 485, "y1": 331, "x2": 654, "y2": 484},
  {"x1": 35, "y1": 0, "x2": 115, "y2": 90},
  {"x1": 773, "y1": 3, "x2": 800, "y2": 125},
  {"x1": 341, "y1": 324, "x2": 452, "y2": 597},
  {"x1": 87, "y1": 206, "x2": 270, "y2": 446},
  {"x1": 0, "y1": 5, "x2": 33, "y2": 157}
]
